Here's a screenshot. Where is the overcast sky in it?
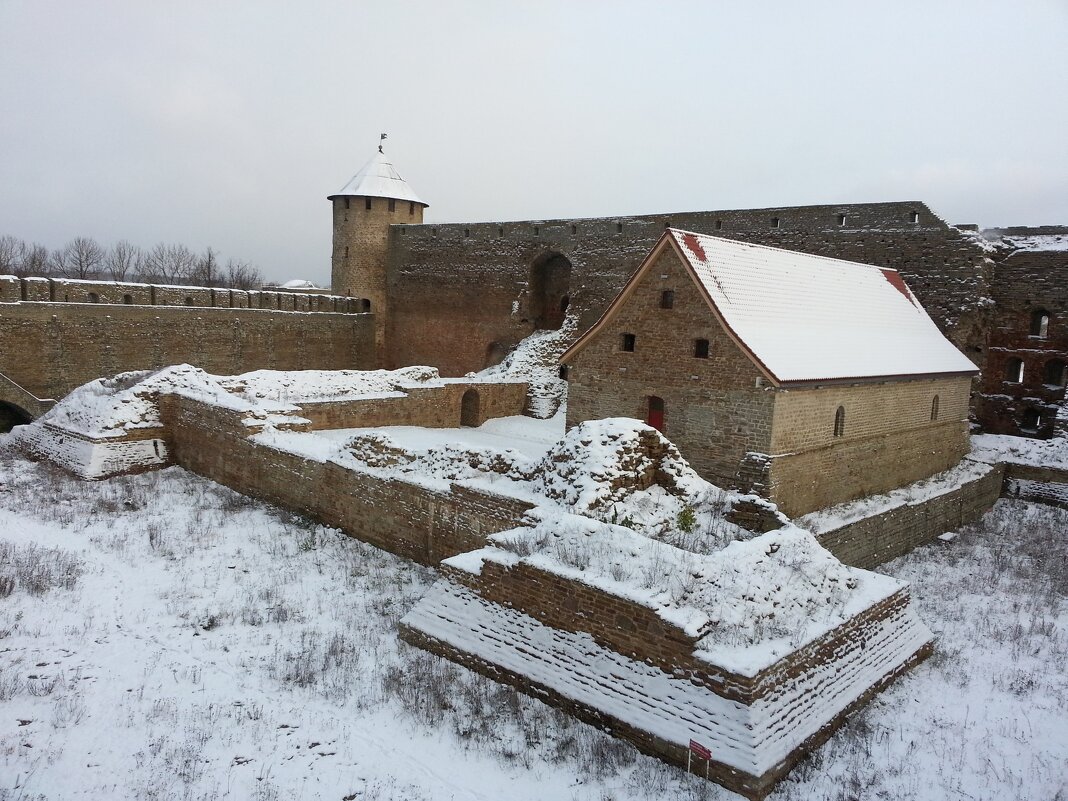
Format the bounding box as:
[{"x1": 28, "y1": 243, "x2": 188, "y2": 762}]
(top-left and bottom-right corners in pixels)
[{"x1": 2, "y1": 0, "x2": 1066, "y2": 285}]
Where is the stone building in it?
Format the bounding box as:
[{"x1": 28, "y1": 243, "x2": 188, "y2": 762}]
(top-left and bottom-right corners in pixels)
[
  {"x1": 973, "y1": 227, "x2": 1068, "y2": 438},
  {"x1": 561, "y1": 230, "x2": 978, "y2": 517}
]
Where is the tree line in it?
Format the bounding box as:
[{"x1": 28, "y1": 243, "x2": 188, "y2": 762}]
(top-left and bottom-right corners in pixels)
[{"x1": 0, "y1": 235, "x2": 264, "y2": 290}]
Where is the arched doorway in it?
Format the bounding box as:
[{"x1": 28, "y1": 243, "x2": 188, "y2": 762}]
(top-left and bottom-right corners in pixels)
[
  {"x1": 0, "y1": 401, "x2": 32, "y2": 434},
  {"x1": 529, "y1": 252, "x2": 572, "y2": 331},
  {"x1": 460, "y1": 389, "x2": 481, "y2": 428},
  {"x1": 646, "y1": 396, "x2": 664, "y2": 432}
]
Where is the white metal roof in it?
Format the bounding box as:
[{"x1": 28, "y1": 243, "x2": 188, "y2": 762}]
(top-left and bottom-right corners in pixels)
[
  {"x1": 328, "y1": 149, "x2": 427, "y2": 205},
  {"x1": 665, "y1": 230, "x2": 978, "y2": 384}
]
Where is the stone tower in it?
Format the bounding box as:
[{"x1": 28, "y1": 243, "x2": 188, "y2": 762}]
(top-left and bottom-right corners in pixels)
[{"x1": 329, "y1": 145, "x2": 428, "y2": 363}]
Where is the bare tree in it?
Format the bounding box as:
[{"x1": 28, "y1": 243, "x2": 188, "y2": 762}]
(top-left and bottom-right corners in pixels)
[
  {"x1": 59, "y1": 237, "x2": 105, "y2": 279},
  {"x1": 225, "y1": 258, "x2": 263, "y2": 290},
  {"x1": 0, "y1": 236, "x2": 24, "y2": 276},
  {"x1": 139, "y1": 243, "x2": 197, "y2": 284},
  {"x1": 105, "y1": 240, "x2": 141, "y2": 282},
  {"x1": 21, "y1": 243, "x2": 50, "y2": 277},
  {"x1": 191, "y1": 246, "x2": 222, "y2": 287}
]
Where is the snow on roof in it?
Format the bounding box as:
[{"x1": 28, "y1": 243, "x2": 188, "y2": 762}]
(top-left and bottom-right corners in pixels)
[
  {"x1": 279, "y1": 279, "x2": 319, "y2": 289},
  {"x1": 567, "y1": 230, "x2": 978, "y2": 385},
  {"x1": 328, "y1": 149, "x2": 427, "y2": 205}
]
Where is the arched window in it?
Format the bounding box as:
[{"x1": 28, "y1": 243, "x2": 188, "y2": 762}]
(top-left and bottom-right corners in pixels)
[
  {"x1": 460, "y1": 389, "x2": 480, "y2": 428},
  {"x1": 1020, "y1": 408, "x2": 1041, "y2": 432},
  {"x1": 123, "y1": 294, "x2": 133, "y2": 304},
  {"x1": 1045, "y1": 359, "x2": 1066, "y2": 387},
  {"x1": 184, "y1": 296, "x2": 194, "y2": 306},
  {"x1": 930, "y1": 395, "x2": 940, "y2": 421},
  {"x1": 833, "y1": 406, "x2": 846, "y2": 438},
  {"x1": 1030, "y1": 309, "x2": 1050, "y2": 338},
  {"x1": 646, "y1": 396, "x2": 665, "y2": 432},
  {"x1": 693, "y1": 339, "x2": 710, "y2": 359},
  {"x1": 1005, "y1": 358, "x2": 1024, "y2": 383}
]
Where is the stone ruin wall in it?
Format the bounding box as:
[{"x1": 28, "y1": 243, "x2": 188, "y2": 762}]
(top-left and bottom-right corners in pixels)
[
  {"x1": 974, "y1": 243, "x2": 1068, "y2": 438},
  {"x1": 384, "y1": 201, "x2": 992, "y2": 376},
  {"x1": 0, "y1": 275, "x2": 375, "y2": 405},
  {"x1": 157, "y1": 388, "x2": 533, "y2": 566}
]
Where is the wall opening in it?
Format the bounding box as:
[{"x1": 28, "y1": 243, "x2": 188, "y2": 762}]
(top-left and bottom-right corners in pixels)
[
  {"x1": 529, "y1": 252, "x2": 572, "y2": 331},
  {"x1": 460, "y1": 389, "x2": 480, "y2": 428},
  {"x1": 184, "y1": 296, "x2": 194, "y2": 306},
  {"x1": 694, "y1": 338, "x2": 710, "y2": 358},
  {"x1": 1030, "y1": 309, "x2": 1050, "y2": 338},
  {"x1": 1020, "y1": 407, "x2": 1041, "y2": 433},
  {"x1": 660, "y1": 290, "x2": 674, "y2": 309},
  {"x1": 931, "y1": 395, "x2": 940, "y2": 421},
  {"x1": 1045, "y1": 359, "x2": 1066, "y2": 387},
  {"x1": 0, "y1": 401, "x2": 32, "y2": 434},
  {"x1": 484, "y1": 341, "x2": 509, "y2": 369},
  {"x1": 1005, "y1": 358, "x2": 1025, "y2": 383},
  {"x1": 123, "y1": 294, "x2": 133, "y2": 304},
  {"x1": 87, "y1": 292, "x2": 99, "y2": 303},
  {"x1": 360, "y1": 298, "x2": 371, "y2": 313},
  {"x1": 834, "y1": 406, "x2": 846, "y2": 437},
  {"x1": 646, "y1": 396, "x2": 664, "y2": 432},
  {"x1": 620, "y1": 333, "x2": 636, "y2": 352}
]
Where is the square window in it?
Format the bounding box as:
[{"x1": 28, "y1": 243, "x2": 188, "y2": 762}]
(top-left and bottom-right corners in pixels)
[
  {"x1": 837, "y1": 214, "x2": 846, "y2": 226},
  {"x1": 694, "y1": 339, "x2": 709, "y2": 358},
  {"x1": 621, "y1": 333, "x2": 636, "y2": 352},
  {"x1": 771, "y1": 217, "x2": 781, "y2": 228},
  {"x1": 388, "y1": 198, "x2": 396, "y2": 212},
  {"x1": 660, "y1": 290, "x2": 674, "y2": 309}
]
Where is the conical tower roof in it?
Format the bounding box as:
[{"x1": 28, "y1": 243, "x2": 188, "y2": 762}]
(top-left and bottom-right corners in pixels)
[{"x1": 328, "y1": 148, "x2": 427, "y2": 206}]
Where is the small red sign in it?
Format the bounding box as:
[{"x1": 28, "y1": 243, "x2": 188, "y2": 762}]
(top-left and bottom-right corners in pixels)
[{"x1": 689, "y1": 739, "x2": 712, "y2": 760}]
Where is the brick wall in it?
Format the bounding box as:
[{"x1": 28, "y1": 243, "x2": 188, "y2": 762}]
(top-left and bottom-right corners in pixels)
[
  {"x1": 812, "y1": 462, "x2": 1004, "y2": 569},
  {"x1": 565, "y1": 247, "x2": 774, "y2": 488},
  {"x1": 385, "y1": 201, "x2": 990, "y2": 375},
  {"x1": 295, "y1": 382, "x2": 528, "y2": 430},
  {"x1": 975, "y1": 247, "x2": 1068, "y2": 437},
  {"x1": 768, "y1": 377, "x2": 973, "y2": 516},
  {"x1": 158, "y1": 395, "x2": 534, "y2": 565},
  {"x1": 0, "y1": 303, "x2": 374, "y2": 403}
]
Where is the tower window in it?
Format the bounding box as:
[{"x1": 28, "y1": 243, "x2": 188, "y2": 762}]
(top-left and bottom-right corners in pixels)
[
  {"x1": 534, "y1": 226, "x2": 540, "y2": 236},
  {"x1": 910, "y1": 211, "x2": 919, "y2": 223},
  {"x1": 409, "y1": 202, "x2": 415, "y2": 215},
  {"x1": 365, "y1": 197, "x2": 372, "y2": 210},
  {"x1": 1020, "y1": 408, "x2": 1041, "y2": 432},
  {"x1": 694, "y1": 339, "x2": 709, "y2": 358},
  {"x1": 837, "y1": 214, "x2": 847, "y2": 226},
  {"x1": 1045, "y1": 359, "x2": 1066, "y2": 387},
  {"x1": 1005, "y1": 358, "x2": 1024, "y2": 383},
  {"x1": 571, "y1": 224, "x2": 577, "y2": 235},
  {"x1": 660, "y1": 290, "x2": 674, "y2": 309},
  {"x1": 1030, "y1": 309, "x2": 1050, "y2": 338},
  {"x1": 931, "y1": 395, "x2": 940, "y2": 421},
  {"x1": 771, "y1": 217, "x2": 781, "y2": 228},
  {"x1": 344, "y1": 198, "x2": 350, "y2": 210},
  {"x1": 464, "y1": 228, "x2": 470, "y2": 238},
  {"x1": 621, "y1": 333, "x2": 636, "y2": 352},
  {"x1": 715, "y1": 220, "x2": 722, "y2": 230},
  {"x1": 616, "y1": 223, "x2": 623, "y2": 233},
  {"x1": 833, "y1": 406, "x2": 846, "y2": 438},
  {"x1": 388, "y1": 199, "x2": 396, "y2": 212}
]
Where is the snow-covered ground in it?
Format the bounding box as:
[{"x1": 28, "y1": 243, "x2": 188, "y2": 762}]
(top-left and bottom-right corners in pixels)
[
  {"x1": 971, "y1": 432, "x2": 1068, "y2": 471},
  {"x1": 2, "y1": 440, "x2": 1066, "y2": 800}
]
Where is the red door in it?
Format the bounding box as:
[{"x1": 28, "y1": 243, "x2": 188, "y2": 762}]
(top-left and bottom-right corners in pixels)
[{"x1": 646, "y1": 396, "x2": 664, "y2": 432}]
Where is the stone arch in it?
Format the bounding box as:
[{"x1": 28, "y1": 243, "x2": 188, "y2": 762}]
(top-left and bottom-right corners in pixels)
[
  {"x1": 529, "y1": 252, "x2": 572, "y2": 331},
  {"x1": 0, "y1": 401, "x2": 32, "y2": 433},
  {"x1": 460, "y1": 389, "x2": 481, "y2": 428}
]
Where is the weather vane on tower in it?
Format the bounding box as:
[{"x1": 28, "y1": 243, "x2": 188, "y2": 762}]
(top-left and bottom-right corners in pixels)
[{"x1": 379, "y1": 133, "x2": 387, "y2": 153}]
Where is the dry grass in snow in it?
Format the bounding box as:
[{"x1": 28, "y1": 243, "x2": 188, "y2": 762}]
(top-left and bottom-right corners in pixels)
[{"x1": 0, "y1": 438, "x2": 1065, "y2": 800}]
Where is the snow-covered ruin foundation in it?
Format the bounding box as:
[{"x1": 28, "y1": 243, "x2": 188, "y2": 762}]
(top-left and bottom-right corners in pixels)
[{"x1": 18, "y1": 365, "x2": 1027, "y2": 797}]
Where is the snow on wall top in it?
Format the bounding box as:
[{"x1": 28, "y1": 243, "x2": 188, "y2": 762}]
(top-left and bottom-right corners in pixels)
[
  {"x1": 667, "y1": 229, "x2": 979, "y2": 384},
  {"x1": 328, "y1": 149, "x2": 427, "y2": 205},
  {"x1": 1001, "y1": 234, "x2": 1068, "y2": 253}
]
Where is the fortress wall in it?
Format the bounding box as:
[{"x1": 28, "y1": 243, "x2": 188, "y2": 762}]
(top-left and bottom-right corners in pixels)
[
  {"x1": 158, "y1": 395, "x2": 534, "y2": 565},
  {"x1": 812, "y1": 461, "x2": 1004, "y2": 569},
  {"x1": 976, "y1": 249, "x2": 1068, "y2": 437},
  {"x1": 294, "y1": 382, "x2": 528, "y2": 430},
  {"x1": 386, "y1": 202, "x2": 990, "y2": 375},
  {"x1": 0, "y1": 303, "x2": 374, "y2": 402}
]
